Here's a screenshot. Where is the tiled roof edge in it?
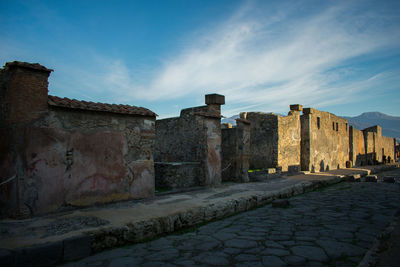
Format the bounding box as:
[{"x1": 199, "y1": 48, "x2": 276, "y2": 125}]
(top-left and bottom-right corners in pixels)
[{"x1": 48, "y1": 95, "x2": 157, "y2": 117}]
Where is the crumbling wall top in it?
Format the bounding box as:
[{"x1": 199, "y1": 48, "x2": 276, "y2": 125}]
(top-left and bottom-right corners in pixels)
[{"x1": 3, "y1": 61, "x2": 53, "y2": 73}]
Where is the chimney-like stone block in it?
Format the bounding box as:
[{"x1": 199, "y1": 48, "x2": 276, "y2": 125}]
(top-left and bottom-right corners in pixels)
[
  {"x1": 205, "y1": 94, "x2": 225, "y2": 105},
  {"x1": 1, "y1": 61, "x2": 53, "y2": 124},
  {"x1": 290, "y1": 104, "x2": 303, "y2": 111}
]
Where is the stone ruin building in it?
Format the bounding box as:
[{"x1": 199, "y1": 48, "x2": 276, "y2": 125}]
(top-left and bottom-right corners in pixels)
[
  {"x1": 0, "y1": 62, "x2": 156, "y2": 218},
  {"x1": 0, "y1": 61, "x2": 397, "y2": 219},
  {"x1": 221, "y1": 116, "x2": 251, "y2": 183},
  {"x1": 154, "y1": 94, "x2": 225, "y2": 189}
]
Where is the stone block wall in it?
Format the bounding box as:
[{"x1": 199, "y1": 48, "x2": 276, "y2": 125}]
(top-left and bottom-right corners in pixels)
[
  {"x1": 245, "y1": 105, "x2": 301, "y2": 172},
  {"x1": 154, "y1": 162, "x2": 202, "y2": 189},
  {"x1": 349, "y1": 126, "x2": 366, "y2": 166},
  {"x1": 246, "y1": 112, "x2": 279, "y2": 169},
  {"x1": 0, "y1": 62, "x2": 157, "y2": 218},
  {"x1": 221, "y1": 117, "x2": 250, "y2": 182},
  {"x1": 277, "y1": 106, "x2": 302, "y2": 172},
  {"x1": 363, "y1": 126, "x2": 395, "y2": 164},
  {"x1": 301, "y1": 108, "x2": 349, "y2": 172},
  {"x1": 154, "y1": 94, "x2": 224, "y2": 188}
]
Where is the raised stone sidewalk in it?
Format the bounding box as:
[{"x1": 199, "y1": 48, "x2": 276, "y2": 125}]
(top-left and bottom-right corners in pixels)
[{"x1": 0, "y1": 164, "x2": 398, "y2": 266}]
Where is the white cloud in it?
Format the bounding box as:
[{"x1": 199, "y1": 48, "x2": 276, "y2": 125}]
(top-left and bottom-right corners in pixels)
[{"x1": 52, "y1": 1, "x2": 400, "y2": 116}]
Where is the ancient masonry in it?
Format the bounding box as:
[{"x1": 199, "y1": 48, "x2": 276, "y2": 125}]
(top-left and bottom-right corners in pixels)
[{"x1": 0, "y1": 61, "x2": 397, "y2": 218}]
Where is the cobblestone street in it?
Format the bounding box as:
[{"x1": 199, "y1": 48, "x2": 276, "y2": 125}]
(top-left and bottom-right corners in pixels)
[{"x1": 64, "y1": 182, "x2": 400, "y2": 267}]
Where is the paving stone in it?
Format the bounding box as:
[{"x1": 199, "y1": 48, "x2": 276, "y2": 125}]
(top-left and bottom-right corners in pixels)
[
  {"x1": 284, "y1": 255, "x2": 307, "y2": 265},
  {"x1": 145, "y1": 248, "x2": 179, "y2": 261},
  {"x1": 264, "y1": 240, "x2": 285, "y2": 248},
  {"x1": 235, "y1": 253, "x2": 260, "y2": 262},
  {"x1": 261, "y1": 255, "x2": 287, "y2": 267},
  {"x1": 213, "y1": 232, "x2": 237, "y2": 241},
  {"x1": 109, "y1": 256, "x2": 141, "y2": 267},
  {"x1": 141, "y1": 262, "x2": 177, "y2": 267},
  {"x1": 193, "y1": 252, "x2": 229, "y2": 265},
  {"x1": 291, "y1": 245, "x2": 328, "y2": 262},
  {"x1": 235, "y1": 262, "x2": 264, "y2": 267},
  {"x1": 305, "y1": 261, "x2": 326, "y2": 267},
  {"x1": 222, "y1": 247, "x2": 241, "y2": 255},
  {"x1": 261, "y1": 248, "x2": 290, "y2": 256},
  {"x1": 331, "y1": 231, "x2": 354, "y2": 240},
  {"x1": 193, "y1": 239, "x2": 221, "y2": 251},
  {"x1": 244, "y1": 246, "x2": 264, "y2": 254},
  {"x1": 269, "y1": 234, "x2": 291, "y2": 241},
  {"x1": 62, "y1": 182, "x2": 400, "y2": 267},
  {"x1": 147, "y1": 237, "x2": 174, "y2": 250},
  {"x1": 315, "y1": 239, "x2": 365, "y2": 258},
  {"x1": 279, "y1": 240, "x2": 296, "y2": 246},
  {"x1": 224, "y1": 239, "x2": 258, "y2": 249},
  {"x1": 173, "y1": 259, "x2": 198, "y2": 267}
]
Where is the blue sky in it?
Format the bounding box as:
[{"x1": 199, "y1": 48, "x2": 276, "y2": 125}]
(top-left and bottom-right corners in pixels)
[{"x1": 1, "y1": 0, "x2": 400, "y2": 118}]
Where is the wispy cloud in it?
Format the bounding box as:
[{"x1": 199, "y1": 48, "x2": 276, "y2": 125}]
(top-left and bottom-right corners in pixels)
[
  {"x1": 91, "y1": 0, "x2": 400, "y2": 116},
  {"x1": 5, "y1": 1, "x2": 398, "y2": 117}
]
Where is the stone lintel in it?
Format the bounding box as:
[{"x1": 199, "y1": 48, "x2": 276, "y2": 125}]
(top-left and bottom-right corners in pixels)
[
  {"x1": 205, "y1": 94, "x2": 225, "y2": 105},
  {"x1": 290, "y1": 104, "x2": 303, "y2": 111}
]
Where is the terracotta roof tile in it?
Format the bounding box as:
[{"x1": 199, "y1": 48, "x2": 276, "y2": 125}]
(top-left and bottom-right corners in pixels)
[{"x1": 48, "y1": 95, "x2": 157, "y2": 117}]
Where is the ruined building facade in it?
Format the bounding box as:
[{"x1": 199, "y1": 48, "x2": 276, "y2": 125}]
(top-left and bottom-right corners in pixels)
[
  {"x1": 242, "y1": 106, "x2": 396, "y2": 173},
  {"x1": 0, "y1": 62, "x2": 156, "y2": 217},
  {"x1": 221, "y1": 116, "x2": 251, "y2": 182},
  {"x1": 0, "y1": 61, "x2": 397, "y2": 219},
  {"x1": 243, "y1": 105, "x2": 302, "y2": 173},
  {"x1": 154, "y1": 94, "x2": 224, "y2": 189},
  {"x1": 301, "y1": 108, "x2": 350, "y2": 172}
]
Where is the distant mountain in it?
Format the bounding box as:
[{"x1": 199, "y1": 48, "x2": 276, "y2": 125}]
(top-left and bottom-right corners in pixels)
[
  {"x1": 342, "y1": 112, "x2": 400, "y2": 142},
  {"x1": 222, "y1": 112, "x2": 400, "y2": 142}
]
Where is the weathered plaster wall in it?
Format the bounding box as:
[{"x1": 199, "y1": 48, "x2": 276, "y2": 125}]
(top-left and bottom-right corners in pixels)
[
  {"x1": 0, "y1": 62, "x2": 156, "y2": 218},
  {"x1": 221, "y1": 118, "x2": 250, "y2": 182},
  {"x1": 349, "y1": 126, "x2": 365, "y2": 166},
  {"x1": 23, "y1": 108, "x2": 155, "y2": 214},
  {"x1": 379, "y1": 136, "x2": 395, "y2": 162},
  {"x1": 277, "y1": 108, "x2": 301, "y2": 172},
  {"x1": 363, "y1": 126, "x2": 395, "y2": 163},
  {"x1": 301, "y1": 108, "x2": 349, "y2": 172}
]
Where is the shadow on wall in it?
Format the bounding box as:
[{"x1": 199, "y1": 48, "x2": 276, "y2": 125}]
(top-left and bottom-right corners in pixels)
[{"x1": 356, "y1": 152, "x2": 376, "y2": 166}]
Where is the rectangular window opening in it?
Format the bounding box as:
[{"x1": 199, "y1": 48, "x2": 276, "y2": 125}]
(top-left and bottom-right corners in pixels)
[
  {"x1": 336, "y1": 122, "x2": 339, "y2": 131},
  {"x1": 317, "y1": 117, "x2": 320, "y2": 129},
  {"x1": 332, "y1": 122, "x2": 335, "y2": 130}
]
